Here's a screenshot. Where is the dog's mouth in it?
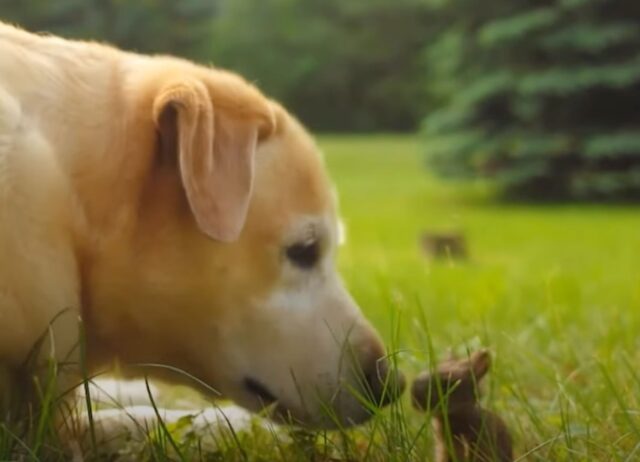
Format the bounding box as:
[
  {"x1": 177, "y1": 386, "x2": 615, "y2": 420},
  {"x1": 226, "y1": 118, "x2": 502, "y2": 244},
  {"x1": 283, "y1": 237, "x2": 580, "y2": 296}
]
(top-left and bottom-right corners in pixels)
[{"x1": 244, "y1": 377, "x2": 278, "y2": 406}]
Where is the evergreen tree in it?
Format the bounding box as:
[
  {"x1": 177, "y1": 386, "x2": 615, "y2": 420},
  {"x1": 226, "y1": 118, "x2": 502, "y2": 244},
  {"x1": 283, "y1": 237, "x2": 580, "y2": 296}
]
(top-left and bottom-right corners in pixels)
[{"x1": 423, "y1": 0, "x2": 640, "y2": 198}]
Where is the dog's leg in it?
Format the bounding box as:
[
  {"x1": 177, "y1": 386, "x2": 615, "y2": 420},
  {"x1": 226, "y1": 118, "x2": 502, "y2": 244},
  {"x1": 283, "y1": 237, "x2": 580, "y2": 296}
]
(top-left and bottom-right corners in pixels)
[{"x1": 74, "y1": 402, "x2": 264, "y2": 456}]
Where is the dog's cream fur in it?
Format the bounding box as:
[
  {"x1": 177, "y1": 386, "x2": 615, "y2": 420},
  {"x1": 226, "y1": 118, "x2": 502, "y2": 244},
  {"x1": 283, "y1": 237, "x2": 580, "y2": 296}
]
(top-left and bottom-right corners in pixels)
[{"x1": 0, "y1": 22, "x2": 396, "y2": 428}]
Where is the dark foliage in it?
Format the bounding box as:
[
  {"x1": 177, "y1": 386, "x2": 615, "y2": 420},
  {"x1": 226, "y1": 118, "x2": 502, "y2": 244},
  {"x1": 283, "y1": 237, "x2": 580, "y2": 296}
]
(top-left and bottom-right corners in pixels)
[{"x1": 422, "y1": 0, "x2": 640, "y2": 199}]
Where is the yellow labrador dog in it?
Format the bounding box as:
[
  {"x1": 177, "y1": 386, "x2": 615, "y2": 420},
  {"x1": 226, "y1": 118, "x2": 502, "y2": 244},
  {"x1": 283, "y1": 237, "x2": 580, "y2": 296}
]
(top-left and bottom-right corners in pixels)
[{"x1": 0, "y1": 22, "x2": 403, "y2": 430}]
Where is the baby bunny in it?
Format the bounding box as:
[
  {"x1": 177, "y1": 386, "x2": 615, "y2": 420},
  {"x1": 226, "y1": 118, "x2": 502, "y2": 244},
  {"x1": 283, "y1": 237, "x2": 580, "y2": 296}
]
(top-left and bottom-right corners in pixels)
[{"x1": 411, "y1": 350, "x2": 513, "y2": 462}]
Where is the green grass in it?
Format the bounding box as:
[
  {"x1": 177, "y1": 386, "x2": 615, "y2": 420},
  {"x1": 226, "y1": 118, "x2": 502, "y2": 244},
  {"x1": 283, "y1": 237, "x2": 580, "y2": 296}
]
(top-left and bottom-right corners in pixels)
[
  {"x1": 323, "y1": 134, "x2": 640, "y2": 461},
  {"x1": 2, "y1": 134, "x2": 640, "y2": 461}
]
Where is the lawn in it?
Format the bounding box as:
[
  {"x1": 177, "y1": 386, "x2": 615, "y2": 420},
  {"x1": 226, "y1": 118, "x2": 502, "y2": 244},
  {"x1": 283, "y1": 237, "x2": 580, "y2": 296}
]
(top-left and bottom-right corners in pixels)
[
  {"x1": 322, "y1": 134, "x2": 640, "y2": 461},
  {"x1": 3, "y1": 135, "x2": 640, "y2": 461}
]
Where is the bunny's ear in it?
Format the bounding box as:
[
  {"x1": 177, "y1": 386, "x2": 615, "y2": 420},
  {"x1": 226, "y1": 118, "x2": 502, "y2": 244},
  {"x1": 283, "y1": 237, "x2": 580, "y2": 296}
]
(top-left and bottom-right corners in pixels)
[
  {"x1": 410, "y1": 371, "x2": 433, "y2": 411},
  {"x1": 469, "y1": 349, "x2": 491, "y2": 380}
]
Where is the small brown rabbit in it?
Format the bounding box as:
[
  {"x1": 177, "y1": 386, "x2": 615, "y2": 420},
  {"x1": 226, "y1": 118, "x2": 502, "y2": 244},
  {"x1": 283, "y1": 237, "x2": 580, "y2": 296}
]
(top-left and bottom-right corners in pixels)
[{"x1": 411, "y1": 350, "x2": 513, "y2": 462}]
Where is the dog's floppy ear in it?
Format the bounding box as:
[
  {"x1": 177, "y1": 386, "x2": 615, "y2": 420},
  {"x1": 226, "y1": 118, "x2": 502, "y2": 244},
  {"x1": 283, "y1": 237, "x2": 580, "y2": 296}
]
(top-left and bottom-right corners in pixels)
[{"x1": 152, "y1": 78, "x2": 272, "y2": 242}]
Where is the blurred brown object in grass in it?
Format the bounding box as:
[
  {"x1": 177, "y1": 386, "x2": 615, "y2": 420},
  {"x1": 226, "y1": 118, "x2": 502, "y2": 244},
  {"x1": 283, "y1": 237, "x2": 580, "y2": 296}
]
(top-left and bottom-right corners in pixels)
[
  {"x1": 411, "y1": 350, "x2": 513, "y2": 462},
  {"x1": 421, "y1": 231, "x2": 468, "y2": 260}
]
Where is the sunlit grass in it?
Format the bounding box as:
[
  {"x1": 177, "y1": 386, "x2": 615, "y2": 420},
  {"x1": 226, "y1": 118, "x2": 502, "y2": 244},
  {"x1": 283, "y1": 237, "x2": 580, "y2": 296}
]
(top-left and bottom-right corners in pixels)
[
  {"x1": 322, "y1": 134, "x2": 640, "y2": 460},
  {"x1": 2, "y1": 134, "x2": 639, "y2": 460}
]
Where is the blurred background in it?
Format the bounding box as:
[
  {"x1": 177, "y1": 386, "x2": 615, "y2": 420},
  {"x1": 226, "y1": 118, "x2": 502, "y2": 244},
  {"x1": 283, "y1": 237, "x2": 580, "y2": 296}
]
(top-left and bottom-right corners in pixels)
[
  {"x1": 3, "y1": 0, "x2": 640, "y2": 200},
  {"x1": 3, "y1": 2, "x2": 640, "y2": 459}
]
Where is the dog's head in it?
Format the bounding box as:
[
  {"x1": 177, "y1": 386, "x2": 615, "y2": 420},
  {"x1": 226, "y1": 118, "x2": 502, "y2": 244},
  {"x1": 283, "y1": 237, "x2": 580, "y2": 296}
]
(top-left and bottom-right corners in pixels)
[{"x1": 89, "y1": 61, "x2": 404, "y2": 428}]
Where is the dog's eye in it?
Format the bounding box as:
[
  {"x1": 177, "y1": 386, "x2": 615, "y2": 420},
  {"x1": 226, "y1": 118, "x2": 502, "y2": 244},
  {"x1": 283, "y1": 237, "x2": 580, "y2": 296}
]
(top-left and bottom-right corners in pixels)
[{"x1": 286, "y1": 241, "x2": 320, "y2": 269}]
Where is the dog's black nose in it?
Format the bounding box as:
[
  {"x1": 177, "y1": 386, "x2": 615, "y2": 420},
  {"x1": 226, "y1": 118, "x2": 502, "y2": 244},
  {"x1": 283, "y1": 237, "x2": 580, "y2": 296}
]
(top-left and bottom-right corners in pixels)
[{"x1": 363, "y1": 357, "x2": 406, "y2": 407}]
